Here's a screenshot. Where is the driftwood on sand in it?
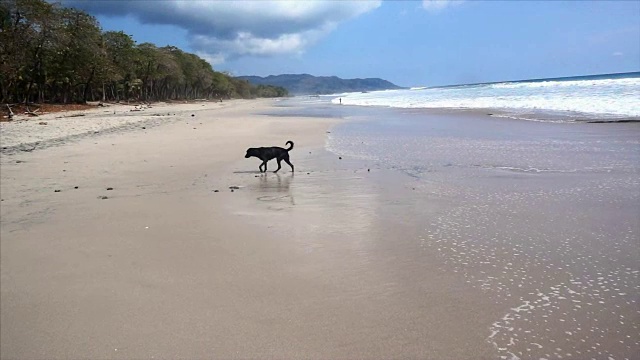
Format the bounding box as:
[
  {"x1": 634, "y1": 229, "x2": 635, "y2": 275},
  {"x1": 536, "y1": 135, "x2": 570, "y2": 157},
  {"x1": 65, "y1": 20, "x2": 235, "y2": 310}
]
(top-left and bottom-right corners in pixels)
[
  {"x1": 25, "y1": 107, "x2": 40, "y2": 117},
  {"x1": 55, "y1": 113, "x2": 86, "y2": 118},
  {"x1": 6, "y1": 104, "x2": 14, "y2": 120}
]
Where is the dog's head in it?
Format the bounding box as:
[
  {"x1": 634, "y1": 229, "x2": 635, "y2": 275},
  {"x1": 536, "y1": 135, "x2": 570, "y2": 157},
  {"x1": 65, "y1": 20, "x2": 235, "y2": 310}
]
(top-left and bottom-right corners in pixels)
[{"x1": 245, "y1": 148, "x2": 256, "y2": 158}]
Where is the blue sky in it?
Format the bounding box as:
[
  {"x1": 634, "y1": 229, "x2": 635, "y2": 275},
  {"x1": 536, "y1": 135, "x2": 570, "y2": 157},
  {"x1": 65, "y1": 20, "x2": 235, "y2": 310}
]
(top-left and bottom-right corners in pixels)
[{"x1": 67, "y1": 0, "x2": 639, "y2": 87}]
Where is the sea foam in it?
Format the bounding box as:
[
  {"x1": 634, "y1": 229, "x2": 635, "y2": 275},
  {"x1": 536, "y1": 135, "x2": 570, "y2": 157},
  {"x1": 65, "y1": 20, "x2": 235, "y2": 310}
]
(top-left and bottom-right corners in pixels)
[{"x1": 331, "y1": 72, "x2": 640, "y2": 119}]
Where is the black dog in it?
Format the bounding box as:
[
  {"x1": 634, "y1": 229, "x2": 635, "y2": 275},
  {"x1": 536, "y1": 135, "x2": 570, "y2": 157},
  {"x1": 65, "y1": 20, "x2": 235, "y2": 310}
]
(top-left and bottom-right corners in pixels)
[{"x1": 245, "y1": 141, "x2": 294, "y2": 173}]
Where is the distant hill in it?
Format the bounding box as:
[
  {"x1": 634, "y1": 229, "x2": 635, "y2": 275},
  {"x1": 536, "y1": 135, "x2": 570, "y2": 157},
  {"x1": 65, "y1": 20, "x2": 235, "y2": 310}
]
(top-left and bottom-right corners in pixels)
[{"x1": 236, "y1": 74, "x2": 403, "y2": 95}]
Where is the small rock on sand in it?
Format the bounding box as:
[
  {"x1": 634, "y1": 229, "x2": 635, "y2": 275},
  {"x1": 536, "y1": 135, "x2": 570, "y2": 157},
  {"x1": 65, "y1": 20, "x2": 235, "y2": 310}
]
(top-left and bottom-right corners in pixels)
[{"x1": 106, "y1": 187, "x2": 114, "y2": 190}]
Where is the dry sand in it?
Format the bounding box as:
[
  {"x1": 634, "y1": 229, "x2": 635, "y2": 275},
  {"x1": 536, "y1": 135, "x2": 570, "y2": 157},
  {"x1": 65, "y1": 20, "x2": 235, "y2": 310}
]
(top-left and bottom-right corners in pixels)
[{"x1": 1, "y1": 99, "x2": 497, "y2": 359}]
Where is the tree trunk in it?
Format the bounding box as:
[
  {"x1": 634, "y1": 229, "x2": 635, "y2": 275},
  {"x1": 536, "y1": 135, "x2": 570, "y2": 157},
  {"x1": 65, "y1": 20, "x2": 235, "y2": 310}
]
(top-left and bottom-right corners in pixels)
[
  {"x1": 82, "y1": 67, "x2": 96, "y2": 103},
  {"x1": 24, "y1": 80, "x2": 34, "y2": 104}
]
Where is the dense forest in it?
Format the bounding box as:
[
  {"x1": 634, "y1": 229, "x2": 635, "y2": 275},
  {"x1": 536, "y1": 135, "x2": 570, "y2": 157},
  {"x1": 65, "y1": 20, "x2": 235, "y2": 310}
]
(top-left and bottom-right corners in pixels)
[{"x1": 0, "y1": 0, "x2": 288, "y2": 105}]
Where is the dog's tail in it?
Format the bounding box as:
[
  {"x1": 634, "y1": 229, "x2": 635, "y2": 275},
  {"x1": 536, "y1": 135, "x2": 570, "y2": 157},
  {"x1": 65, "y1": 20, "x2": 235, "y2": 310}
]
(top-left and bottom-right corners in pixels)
[{"x1": 285, "y1": 140, "x2": 294, "y2": 151}]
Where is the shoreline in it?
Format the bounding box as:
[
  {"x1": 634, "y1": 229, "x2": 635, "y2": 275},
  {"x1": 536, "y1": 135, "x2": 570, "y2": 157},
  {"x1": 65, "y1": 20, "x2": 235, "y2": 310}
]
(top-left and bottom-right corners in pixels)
[{"x1": 341, "y1": 103, "x2": 640, "y2": 124}]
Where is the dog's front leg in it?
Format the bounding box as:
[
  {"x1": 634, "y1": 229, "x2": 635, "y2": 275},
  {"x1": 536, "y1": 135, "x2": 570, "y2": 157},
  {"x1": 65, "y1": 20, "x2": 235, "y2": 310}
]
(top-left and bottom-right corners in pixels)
[{"x1": 261, "y1": 161, "x2": 268, "y2": 173}]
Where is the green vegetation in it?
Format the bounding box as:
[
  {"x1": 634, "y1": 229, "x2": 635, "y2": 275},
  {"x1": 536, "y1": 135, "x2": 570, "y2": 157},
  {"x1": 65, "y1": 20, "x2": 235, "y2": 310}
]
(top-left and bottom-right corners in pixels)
[{"x1": 0, "y1": 0, "x2": 288, "y2": 104}]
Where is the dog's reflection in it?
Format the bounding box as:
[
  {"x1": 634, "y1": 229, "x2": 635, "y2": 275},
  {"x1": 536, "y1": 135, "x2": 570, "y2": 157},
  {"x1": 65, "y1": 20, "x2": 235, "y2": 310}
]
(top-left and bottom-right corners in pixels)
[
  {"x1": 258, "y1": 173, "x2": 293, "y2": 191},
  {"x1": 257, "y1": 173, "x2": 295, "y2": 205}
]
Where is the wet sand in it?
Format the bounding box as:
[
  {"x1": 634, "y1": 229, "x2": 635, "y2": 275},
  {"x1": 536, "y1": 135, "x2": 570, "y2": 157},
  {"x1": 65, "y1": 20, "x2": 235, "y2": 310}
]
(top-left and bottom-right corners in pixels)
[
  {"x1": 322, "y1": 103, "x2": 640, "y2": 360},
  {"x1": 1, "y1": 99, "x2": 498, "y2": 359}
]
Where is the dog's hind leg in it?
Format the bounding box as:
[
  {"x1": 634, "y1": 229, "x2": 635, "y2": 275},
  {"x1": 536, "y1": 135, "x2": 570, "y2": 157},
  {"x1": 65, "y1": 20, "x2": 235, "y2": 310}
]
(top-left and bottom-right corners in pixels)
[
  {"x1": 274, "y1": 158, "x2": 282, "y2": 173},
  {"x1": 283, "y1": 154, "x2": 294, "y2": 172}
]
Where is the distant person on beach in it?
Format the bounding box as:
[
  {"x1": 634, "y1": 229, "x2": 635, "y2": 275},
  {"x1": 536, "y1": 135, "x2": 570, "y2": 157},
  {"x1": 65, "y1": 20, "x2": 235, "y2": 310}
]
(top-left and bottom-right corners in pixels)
[{"x1": 339, "y1": 98, "x2": 342, "y2": 104}]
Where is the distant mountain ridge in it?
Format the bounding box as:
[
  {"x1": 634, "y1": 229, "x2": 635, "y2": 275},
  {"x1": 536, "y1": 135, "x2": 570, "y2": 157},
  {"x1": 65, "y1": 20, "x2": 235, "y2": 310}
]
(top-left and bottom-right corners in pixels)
[{"x1": 237, "y1": 74, "x2": 403, "y2": 95}]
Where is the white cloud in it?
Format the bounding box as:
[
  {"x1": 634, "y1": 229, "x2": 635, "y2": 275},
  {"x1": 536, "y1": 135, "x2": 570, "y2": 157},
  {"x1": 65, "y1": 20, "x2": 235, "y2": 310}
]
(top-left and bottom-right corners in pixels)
[
  {"x1": 62, "y1": 0, "x2": 380, "y2": 63},
  {"x1": 612, "y1": 52, "x2": 624, "y2": 57},
  {"x1": 422, "y1": 0, "x2": 464, "y2": 13},
  {"x1": 191, "y1": 21, "x2": 336, "y2": 62}
]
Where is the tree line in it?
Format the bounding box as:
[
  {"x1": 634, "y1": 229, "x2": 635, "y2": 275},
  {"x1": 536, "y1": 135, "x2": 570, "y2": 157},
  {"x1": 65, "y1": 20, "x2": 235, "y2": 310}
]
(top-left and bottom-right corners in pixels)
[{"x1": 0, "y1": 0, "x2": 288, "y2": 105}]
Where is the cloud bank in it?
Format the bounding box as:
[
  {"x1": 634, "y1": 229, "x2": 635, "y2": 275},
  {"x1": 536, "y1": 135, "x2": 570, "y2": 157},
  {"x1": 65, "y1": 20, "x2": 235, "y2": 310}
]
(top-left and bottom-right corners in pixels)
[{"x1": 62, "y1": 0, "x2": 381, "y2": 64}]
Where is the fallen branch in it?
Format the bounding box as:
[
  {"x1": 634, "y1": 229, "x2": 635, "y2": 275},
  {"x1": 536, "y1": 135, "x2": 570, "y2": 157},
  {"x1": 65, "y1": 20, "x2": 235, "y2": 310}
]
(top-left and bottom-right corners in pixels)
[
  {"x1": 55, "y1": 113, "x2": 86, "y2": 118},
  {"x1": 6, "y1": 104, "x2": 14, "y2": 119},
  {"x1": 25, "y1": 106, "x2": 40, "y2": 116}
]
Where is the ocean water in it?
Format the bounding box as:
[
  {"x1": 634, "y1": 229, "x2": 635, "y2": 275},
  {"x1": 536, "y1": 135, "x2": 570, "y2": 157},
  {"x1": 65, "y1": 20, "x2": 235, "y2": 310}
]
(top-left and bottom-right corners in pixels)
[
  {"x1": 269, "y1": 95, "x2": 640, "y2": 359},
  {"x1": 330, "y1": 72, "x2": 640, "y2": 121}
]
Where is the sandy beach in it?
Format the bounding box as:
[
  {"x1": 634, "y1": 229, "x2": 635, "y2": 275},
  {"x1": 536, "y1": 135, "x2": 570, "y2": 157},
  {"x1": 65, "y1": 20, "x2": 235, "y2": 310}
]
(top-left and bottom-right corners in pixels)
[
  {"x1": 1, "y1": 99, "x2": 499, "y2": 359},
  {"x1": 2, "y1": 98, "x2": 638, "y2": 359},
  {"x1": 3, "y1": 0, "x2": 639, "y2": 358}
]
